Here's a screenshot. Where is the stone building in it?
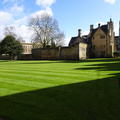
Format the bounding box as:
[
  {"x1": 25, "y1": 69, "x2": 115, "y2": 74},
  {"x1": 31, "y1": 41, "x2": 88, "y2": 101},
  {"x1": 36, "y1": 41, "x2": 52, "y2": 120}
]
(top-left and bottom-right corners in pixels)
[
  {"x1": 22, "y1": 43, "x2": 33, "y2": 54},
  {"x1": 115, "y1": 36, "x2": 120, "y2": 51},
  {"x1": 89, "y1": 19, "x2": 116, "y2": 57},
  {"x1": 69, "y1": 19, "x2": 116, "y2": 58},
  {"x1": 32, "y1": 29, "x2": 87, "y2": 60},
  {"x1": 21, "y1": 19, "x2": 118, "y2": 60},
  {"x1": 115, "y1": 21, "x2": 120, "y2": 51},
  {"x1": 32, "y1": 43, "x2": 87, "y2": 60}
]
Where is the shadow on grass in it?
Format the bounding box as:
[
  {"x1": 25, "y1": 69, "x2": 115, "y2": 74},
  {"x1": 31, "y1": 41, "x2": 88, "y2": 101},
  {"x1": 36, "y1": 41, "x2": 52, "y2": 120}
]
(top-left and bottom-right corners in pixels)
[
  {"x1": 84, "y1": 58, "x2": 120, "y2": 62},
  {"x1": 19, "y1": 60, "x2": 81, "y2": 64},
  {"x1": 0, "y1": 59, "x2": 120, "y2": 120},
  {"x1": 0, "y1": 76, "x2": 120, "y2": 120},
  {"x1": 19, "y1": 58, "x2": 120, "y2": 64},
  {"x1": 75, "y1": 59, "x2": 120, "y2": 71}
]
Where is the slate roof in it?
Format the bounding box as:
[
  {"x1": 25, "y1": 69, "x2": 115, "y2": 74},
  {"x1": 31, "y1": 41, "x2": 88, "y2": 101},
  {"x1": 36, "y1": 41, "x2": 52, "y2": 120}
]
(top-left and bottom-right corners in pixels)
[
  {"x1": 90, "y1": 25, "x2": 108, "y2": 37},
  {"x1": 69, "y1": 37, "x2": 81, "y2": 46},
  {"x1": 115, "y1": 36, "x2": 119, "y2": 39},
  {"x1": 69, "y1": 24, "x2": 109, "y2": 46},
  {"x1": 69, "y1": 36, "x2": 88, "y2": 46},
  {"x1": 101, "y1": 25, "x2": 109, "y2": 34}
]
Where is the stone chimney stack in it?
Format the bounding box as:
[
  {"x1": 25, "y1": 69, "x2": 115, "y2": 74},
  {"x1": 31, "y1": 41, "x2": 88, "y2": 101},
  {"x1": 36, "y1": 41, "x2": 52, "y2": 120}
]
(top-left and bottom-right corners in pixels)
[
  {"x1": 110, "y1": 18, "x2": 112, "y2": 23},
  {"x1": 98, "y1": 23, "x2": 101, "y2": 28},
  {"x1": 90, "y1": 25, "x2": 94, "y2": 32},
  {"x1": 78, "y1": 29, "x2": 81, "y2": 37}
]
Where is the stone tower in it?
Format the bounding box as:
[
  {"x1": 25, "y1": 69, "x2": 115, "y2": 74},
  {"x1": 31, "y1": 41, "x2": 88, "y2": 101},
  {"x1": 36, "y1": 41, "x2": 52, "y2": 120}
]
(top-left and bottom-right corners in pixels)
[{"x1": 107, "y1": 18, "x2": 115, "y2": 57}]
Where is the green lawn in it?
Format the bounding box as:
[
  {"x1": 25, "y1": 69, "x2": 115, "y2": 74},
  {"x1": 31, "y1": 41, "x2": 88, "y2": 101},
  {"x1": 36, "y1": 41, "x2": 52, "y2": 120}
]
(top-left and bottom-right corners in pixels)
[{"x1": 0, "y1": 58, "x2": 120, "y2": 120}]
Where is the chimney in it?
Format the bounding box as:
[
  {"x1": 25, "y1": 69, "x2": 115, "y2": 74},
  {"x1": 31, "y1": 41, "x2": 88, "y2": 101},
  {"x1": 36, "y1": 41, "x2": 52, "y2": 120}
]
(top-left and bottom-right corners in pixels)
[
  {"x1": 78, "y1": 29, "x2": 81, "y2": 37},
  {"x1": 110, "y1": 18, "x2": 112, "y2": 23},
  {"x1": 90, "y1": 25, "x2": 94, "y2": 32},
  {"x1": 98, "y1": 23, "x2": 101, "y2": 28}
]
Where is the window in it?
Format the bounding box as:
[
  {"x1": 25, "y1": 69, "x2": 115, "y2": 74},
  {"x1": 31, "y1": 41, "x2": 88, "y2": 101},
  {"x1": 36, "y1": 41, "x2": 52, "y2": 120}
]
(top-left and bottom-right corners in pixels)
[{"x1": 100, "y1": 35, "x2": 105, "y2": 39}]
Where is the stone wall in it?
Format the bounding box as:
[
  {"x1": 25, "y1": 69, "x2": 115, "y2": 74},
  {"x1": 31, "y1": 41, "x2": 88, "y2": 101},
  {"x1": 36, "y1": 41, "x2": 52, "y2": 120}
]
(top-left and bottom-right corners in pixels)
[
  {"x1": 32, "y1": 43, "x2": 87, "y2": 60},
  {"x1": 0, "y1": 43, "x2": 87, "y2": 60},
  {"x1": 32, "y1": 48, "x2": 60, "y2": 60},
  {"x1": 79, "y1": 43, "x2": 88, "y2": 59},
  {"x1": 0, "y1": 55, "x2": 11, "y2": 60},
  {"x1": 18, "y1": 54, "x2": 33, "y2": 60},
  {"x1": 60, "y1": 45, "x2": 79, "y2": 60}
]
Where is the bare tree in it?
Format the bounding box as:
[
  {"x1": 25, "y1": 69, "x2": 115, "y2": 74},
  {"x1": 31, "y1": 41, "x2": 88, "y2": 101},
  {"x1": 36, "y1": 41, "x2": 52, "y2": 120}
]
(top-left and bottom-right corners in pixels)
[
  {"x1": 4, "y1": 26, "x2": 25, "y2": 43},
  {"x1": 29, "y1": 14, "x2": 64, "y2": 48},
  {"x1": 4, "y1": 26, "x2": 17, "y2": 37}
]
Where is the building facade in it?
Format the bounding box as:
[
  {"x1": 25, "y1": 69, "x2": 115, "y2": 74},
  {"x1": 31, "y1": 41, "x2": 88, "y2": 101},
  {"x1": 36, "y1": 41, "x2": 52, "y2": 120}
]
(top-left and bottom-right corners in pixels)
[
  {"x1": 115, "y1": 21, "x2": 120, "y2": 51},
  {"x1": 20, "y1": 19, "x2": 119, "y2": 60},
  {"x1": 115, "y1": 36, "x2": 120, "y2": 51},
  {"x1": 22, "y1": 43, "x2": 33, "y2": 54},
  {"x1": 69, "y1": 19, "x2": 117, "y2": 58},
  {"x1": 90, "y1": 19, "x2": 116, "y2": 57}
]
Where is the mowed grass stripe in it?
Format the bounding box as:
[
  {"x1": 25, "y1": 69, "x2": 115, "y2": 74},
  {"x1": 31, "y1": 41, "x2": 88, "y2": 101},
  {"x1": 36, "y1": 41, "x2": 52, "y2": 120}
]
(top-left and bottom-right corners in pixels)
[
  {"x1": 0, "y1": 68, "x2": 105, "y2": 78},
  {"x1": 0, "y1": 70, "x2": 107, "y2": 84},
  {"x1": 0, "y1": 77, "x2": 60, "y2": 88},
  {"x1": 0, "y1": 80, "x2": 49, "y2": 97},
  {"x1": 0, "y1": 62, "x2": 113, "y2": 76},
  {"x1": 0, "y1": 67, "x2": 111, "y2": 75},
  {"x1": 0, "y1": 59, "x2": 120, "y2": 120}
]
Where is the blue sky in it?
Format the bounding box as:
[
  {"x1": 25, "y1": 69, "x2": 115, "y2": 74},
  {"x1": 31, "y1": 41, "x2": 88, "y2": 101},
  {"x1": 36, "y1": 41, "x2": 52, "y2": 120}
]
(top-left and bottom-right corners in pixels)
[{"x1": 0, "y1": 0, "x2": 120, "y2": 45}]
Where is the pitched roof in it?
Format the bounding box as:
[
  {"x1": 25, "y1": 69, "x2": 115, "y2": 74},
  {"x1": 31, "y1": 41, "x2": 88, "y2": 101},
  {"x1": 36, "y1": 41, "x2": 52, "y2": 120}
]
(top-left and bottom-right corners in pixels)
[
  {"x1": 115, "y1": 36, "x2": 119, "y2": 39},
  {"x1": 69, "y1": 35, "x2": 88, "y2": 46},
  {"x1": 100, "y1": 25, "x2": 108, "y2": 34},
  {"x1": 69, "y1": 24, "x2": 109, "y2": 46},
  {"x1": 90, "y1": 25, "x2": 108, "y2": 37},
  {"x1": 69, "y1": 37, "x2": 81, "y2": 46}
]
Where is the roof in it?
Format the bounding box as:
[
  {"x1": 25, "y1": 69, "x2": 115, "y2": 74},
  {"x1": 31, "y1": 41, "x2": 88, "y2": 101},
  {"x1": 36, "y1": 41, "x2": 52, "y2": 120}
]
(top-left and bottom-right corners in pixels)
[
  {"x1": 115, "y1": 36, "x2": 119, "y2": 39},
  {"x1": 69, "y1": 36, "x2": 88, "y2": 46},
  {"x1": 90, "y1": 25, "x2": 108, "y2": 37},
  {"x1": 69, "y1": 24, "x2": 109, "y2": 46},
  {"x1": 100, "y1": 25, "x2": 108, "y2": 34},
  {"x1": 69, "y1": 37, "x2": 81, "y2": 46},
  {"x1": 21, "y1": 43, "x2": 33, "y2": 45}
]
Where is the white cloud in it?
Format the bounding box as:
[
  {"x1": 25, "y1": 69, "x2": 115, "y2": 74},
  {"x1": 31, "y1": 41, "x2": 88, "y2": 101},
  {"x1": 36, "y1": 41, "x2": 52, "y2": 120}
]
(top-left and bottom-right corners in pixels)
[
  {"x1": 31, "y1": 7, "x2": 53, "y2": 17},
  {"x1": 0, "y1": 25, "x2": 6, "y2": 40},
  {"x1": 104, "y1": 0, "x2": 117, "y2": 4},
  {"x1": 14, "y1": 16, "x2": 28, "y2": 25},
  {"x1": 0, "y1": 24, "x2": 33, "y2": 42},
  {"x1": 0, "y1": 0, "x2": 55, "y2": 43},
  {"x1": 11, "y1": 4, "x2": 24, "y2": 13},
  {"x1": 36, "y1": 0, "x2": 56, "y2": 7},
  {"x1": 0, "y1": 11, "x2": 14, "y2": 25},
  {"x1": 14, "y1": 25, "x2": 33, "y2": 42},
  {"x1": 0, "y1": 7, "x2": 54, "y2": 42},
  {"x1": 14, "y1": 7, "x2": 53, "y2": 26}
]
